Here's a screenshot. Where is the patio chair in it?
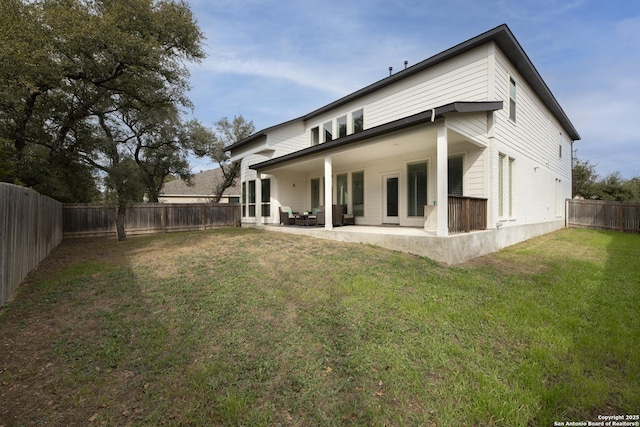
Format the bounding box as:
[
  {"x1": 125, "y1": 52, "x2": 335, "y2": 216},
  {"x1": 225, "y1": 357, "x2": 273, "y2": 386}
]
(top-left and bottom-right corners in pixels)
[
  {"x1": 342, "y1": 213, "x2": 355, "y2": 225},
  {"x1": 315, "y1": 207, "x2": 325, "y2": 226},
  {"x1": 316, "y1": 205, "x2": 344, "y2": 226},
  {"x1": 279, "y1": 206, "x2": 298, "y2": 225},
  {"x1": 332, "y1": 204, "x2": 344, "y2": 226}
]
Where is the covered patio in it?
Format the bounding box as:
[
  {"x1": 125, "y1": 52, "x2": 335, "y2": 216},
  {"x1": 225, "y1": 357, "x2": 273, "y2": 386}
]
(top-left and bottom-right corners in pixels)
[{"x1": 250, "y1": 102, "x2": 500, "y2": 237}]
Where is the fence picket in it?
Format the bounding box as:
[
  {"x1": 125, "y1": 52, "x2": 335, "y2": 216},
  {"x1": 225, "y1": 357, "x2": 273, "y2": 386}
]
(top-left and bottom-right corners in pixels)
[
  {"x1": 62, "y1": 203, "x2": 241, "y2": 238},
  {"x1": 0, "y1": 184, "x2": 63, "y2": 307},
  {"x1": 566, "y1": 199, "x2": 640, "y2": 233}
]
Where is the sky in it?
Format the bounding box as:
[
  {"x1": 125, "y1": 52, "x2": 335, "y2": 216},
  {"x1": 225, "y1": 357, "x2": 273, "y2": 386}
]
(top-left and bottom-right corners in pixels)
[{"x1": 182, "y1": 0, "x2": 640, "y2": 179}]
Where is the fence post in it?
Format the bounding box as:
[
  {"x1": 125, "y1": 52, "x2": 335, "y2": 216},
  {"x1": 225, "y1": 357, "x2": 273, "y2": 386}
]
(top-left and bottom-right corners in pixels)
[
  {"x1": 161, "y1": 205, "x2": 166, "y2": 233},
  {"x1": 465, "y1": 198, "x2": 470, "y2": 233},
  {"x1": 233, "y1": 204, "x2": 238, "y2": 227},
  {"x1": 619, "y1": 201, "x2": 624, "y2": 233},
  {"x1": 201, "y1": 205, "x2": 206, "y2": 230}
]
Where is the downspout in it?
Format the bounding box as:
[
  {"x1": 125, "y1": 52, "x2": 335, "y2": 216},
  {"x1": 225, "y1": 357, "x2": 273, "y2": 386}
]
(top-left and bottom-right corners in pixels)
[{"x1": 431, "y1": 108, "x2": 436, "y2": 122}]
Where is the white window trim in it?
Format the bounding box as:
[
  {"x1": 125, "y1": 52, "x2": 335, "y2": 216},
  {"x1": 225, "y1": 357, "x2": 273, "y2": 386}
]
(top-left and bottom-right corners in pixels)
[
  {"x1": 405, "y1": 157, "x2": 430, "y2": 220},
  {"x1": 498, "y1": 153, "x2": 516, "y2": 221},
  {"x1": 508, "y1": 76, "x2": 517, "y2": 123},
  {"x1": 310, "y1": 126, "x2": 319, "y2": 147},
  {"x1": 323, "y1": 120, "x2": 333, "y2": 143},
  {"x1": 351, "y1": 108, "x2": 364, "y2": 134},
  {"x1": 448, "y1": 151, "x2": 467, "y2": 197},
  {"x1": 309, "y1": 108, "x2": 365, "y2": 145}
]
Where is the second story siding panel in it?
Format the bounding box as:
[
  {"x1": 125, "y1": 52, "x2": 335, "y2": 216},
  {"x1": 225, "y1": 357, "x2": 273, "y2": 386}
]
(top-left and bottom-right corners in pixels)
[
  {"x1": 266, "y1": 122, "x2": 307, "y2": 157},
  {"x1": 493, "y1": 48, "x2": 566, "y2": 170},
  {"x1": 446, "y1": 113, "x2": 489, "y2": 146},
  {"x1": 249, "y1": 45, "x2": 493, "y2": 158},
  {"x1": 546, "y1": 120, "x2": 572, "y2": 177},
  {"x1": 366, "y1": 45, "x2": 490, "y2": 127}
]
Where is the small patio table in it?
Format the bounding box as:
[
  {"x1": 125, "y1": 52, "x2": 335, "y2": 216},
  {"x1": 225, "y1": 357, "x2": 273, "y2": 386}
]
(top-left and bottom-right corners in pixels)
[{"x1": 295, "y1": 214, "x2": 317, "y2": 227}]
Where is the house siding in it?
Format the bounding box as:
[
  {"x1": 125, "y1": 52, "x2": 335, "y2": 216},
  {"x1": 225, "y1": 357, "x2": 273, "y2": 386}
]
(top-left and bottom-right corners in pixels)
[
  {"x1": 235, "y1": 29, "x2": 576, "y2": 238},
  {"x1": 358, "y1": 152, "x2": 433, "y2": 227},
  {"x1": 265, "y1": 122, "x2": 307, "y2": 156},
  {"x1": 299, "y1": 46, "x2": 491, "y2": 157},
  {"x1": 464, "y1": 146, "x2": 486, "y2": 198},
  {"x1": 490, "y1": 47, "x2": 573, "y2": 228},
  {"x1": 366, "y1": 45, "x2": 490, "y2": 127},
  {"x1": 273, "y1": 171, "x2": 307, "y2": 214},
  {"x1": 446, "y1": 113, "x2": 489, "y2": 146}
]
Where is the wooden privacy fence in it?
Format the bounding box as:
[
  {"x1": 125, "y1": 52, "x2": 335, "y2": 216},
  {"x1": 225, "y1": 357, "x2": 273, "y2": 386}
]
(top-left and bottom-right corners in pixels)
[
  {"x1": 566, "y1": 199, "x2": 640, "y2": 233},
  {"x1": 0, "y1": 183, "x2": 63, "y2": 307},
  {"x1": 63, "y1": 203, "x2": 241, "y2": 238},
  {"x1": 448, "y1": 196, "x2": 488, "y2": 234}
]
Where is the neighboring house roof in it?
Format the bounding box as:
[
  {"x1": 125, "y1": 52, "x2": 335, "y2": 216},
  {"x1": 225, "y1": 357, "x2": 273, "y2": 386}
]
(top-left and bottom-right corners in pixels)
[
  {"x1": 250, "y1": 101, "x2": 503, "y2": 172},
  {"x1": 229, "y1": 23, "x2": 580, "y2": 153},
  {"x1": 159, "y1": 168, "x2": 240, "y2": 197}
]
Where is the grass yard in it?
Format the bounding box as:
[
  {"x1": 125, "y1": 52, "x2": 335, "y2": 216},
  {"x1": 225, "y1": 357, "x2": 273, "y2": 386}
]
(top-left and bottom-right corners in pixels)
[{"x1": 0, "y1": 228, "x2": 638, "y2": 426}]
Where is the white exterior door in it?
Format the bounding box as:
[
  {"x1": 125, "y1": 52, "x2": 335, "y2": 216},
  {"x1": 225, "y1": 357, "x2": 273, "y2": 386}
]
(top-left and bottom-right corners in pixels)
[{"x1": 383, "y1": 174, "x2": 400, "y2": 224}]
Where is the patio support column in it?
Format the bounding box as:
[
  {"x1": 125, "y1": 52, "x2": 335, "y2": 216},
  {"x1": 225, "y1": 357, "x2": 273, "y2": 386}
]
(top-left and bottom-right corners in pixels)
[
  {"x1": 255, "y1": 174, "x2": 262, "y2": 228},
  {"x1": 436, "y1": 124, "x2": 449, "y2": 237},
  {"x1": 324, "y1": 156, "x2": 333, "y2": 230}
]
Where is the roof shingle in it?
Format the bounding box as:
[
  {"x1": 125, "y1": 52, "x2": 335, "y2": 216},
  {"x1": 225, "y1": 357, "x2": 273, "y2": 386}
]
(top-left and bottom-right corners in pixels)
[{"x1": 160, "y1": 168, "x2": 240, "y2": 196}]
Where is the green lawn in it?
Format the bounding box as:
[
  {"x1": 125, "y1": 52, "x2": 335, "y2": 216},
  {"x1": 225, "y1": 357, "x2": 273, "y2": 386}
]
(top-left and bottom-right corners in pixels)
[{"x1": 0, "y1": 228, "x2": 638, "y2": 426}]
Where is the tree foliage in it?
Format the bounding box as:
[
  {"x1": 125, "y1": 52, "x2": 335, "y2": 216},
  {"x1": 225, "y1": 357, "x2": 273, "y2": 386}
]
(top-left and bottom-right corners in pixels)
[
  {"x1": 572, "y1": 151, "x2": 639, "y2": 201},
  {"x1": 192, "y1": 115, "x2": 255, "y2": 203},
  {"x1": 0, "y1": 0, "x2": 206, "y2": 239},
  {"x1": 572, "y1": 156, "x2": 599, "y2": 200}
]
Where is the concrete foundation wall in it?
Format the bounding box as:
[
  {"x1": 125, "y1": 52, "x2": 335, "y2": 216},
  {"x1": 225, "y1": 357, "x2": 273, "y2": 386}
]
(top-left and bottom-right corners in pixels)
[
  {"x1": 261, "y1": 219, "x2": 565, "y2": 265},
  {"x1": 445, "y1": 219, "x2": 565, "y2": 264}
]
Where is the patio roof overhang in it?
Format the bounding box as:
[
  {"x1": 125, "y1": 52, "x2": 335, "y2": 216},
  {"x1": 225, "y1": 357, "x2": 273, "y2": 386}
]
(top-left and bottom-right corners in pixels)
[{"x1": 249, "y1": 101, "x2": 502, "y2": 173}]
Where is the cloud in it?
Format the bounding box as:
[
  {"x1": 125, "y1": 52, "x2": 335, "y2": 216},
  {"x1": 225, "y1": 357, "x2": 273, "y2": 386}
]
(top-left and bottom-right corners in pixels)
[
  {"x1": 557, "y1": 13, "x2": 640, "y2": 178},
  {"x1": 182, "y1": 0, "x2": 640, "y2": 178},
  {"x1": 198, "y1": 52, "x2": 354, "y2": 97}
]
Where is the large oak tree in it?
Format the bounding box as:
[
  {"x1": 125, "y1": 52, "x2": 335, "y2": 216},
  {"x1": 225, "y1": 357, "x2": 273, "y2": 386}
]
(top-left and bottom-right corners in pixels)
[{"x1": 0, "y1": 0, "x2": 206, "y2": 239}]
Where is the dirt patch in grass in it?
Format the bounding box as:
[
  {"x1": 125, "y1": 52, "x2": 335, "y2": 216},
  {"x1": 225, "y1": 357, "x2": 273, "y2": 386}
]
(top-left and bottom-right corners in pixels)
[{"x1": 1, "y1": 228, "x2": 638, "y2": 426}]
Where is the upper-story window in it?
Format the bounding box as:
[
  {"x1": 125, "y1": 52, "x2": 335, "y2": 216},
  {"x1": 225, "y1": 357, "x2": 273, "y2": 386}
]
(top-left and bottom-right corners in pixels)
[
  {"x1": 311, "y1": 109, "x2": 364, "y2": 146},
  {"x1": 323, "y1": 121, "x2": 333, "y2": 142},
  {"x1": 337, "y1": 115, "x2": 347, "y2": 138},
  {"x1": 311, "y1": 126, "x2": 319, "y2": 146},
  {"x1": 509, "y1": 78, "x2": 516, "y2": 122},
  {"x1": 352, "y1": 109, "x2": 364, "y2": 133}
]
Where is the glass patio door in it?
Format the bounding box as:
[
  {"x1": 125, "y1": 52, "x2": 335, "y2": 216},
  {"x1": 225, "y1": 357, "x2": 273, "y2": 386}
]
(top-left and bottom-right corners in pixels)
[{"x1": 383, "y1": 174, "x2": 399, "y2": 224}]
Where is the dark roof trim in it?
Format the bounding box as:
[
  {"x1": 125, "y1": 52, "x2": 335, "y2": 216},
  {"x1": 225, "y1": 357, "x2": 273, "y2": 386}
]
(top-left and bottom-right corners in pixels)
[
  {"x1": 249, "y1": 101, "x2": 502, "y2": 172},
  {"x1": 226, "y1": 116, "x2": 300, "y2": 148},
  {"x1": 229, "y1": 24, "x2": 579, "y2": 152}
]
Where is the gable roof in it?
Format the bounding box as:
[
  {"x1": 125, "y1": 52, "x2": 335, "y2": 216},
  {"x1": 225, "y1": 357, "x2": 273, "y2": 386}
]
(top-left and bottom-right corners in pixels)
[
  {"x1": 229, "y1": 24, "x2": 579, "y2": 152},
  {"x1": 160, "y1": 168, "x2": 240, "y2": 197}
]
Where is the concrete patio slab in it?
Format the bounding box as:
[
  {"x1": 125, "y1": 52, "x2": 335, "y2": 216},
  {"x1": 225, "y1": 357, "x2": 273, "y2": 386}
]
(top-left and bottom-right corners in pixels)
[{"x1": 260, "y1": 220, "x2": 565, "y2": 265}]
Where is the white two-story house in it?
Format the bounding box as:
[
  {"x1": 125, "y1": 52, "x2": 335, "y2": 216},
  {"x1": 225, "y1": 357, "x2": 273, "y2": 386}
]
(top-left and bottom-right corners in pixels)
[{"x1": 228, "y1": 24, "x2": 580, "y2": 264}]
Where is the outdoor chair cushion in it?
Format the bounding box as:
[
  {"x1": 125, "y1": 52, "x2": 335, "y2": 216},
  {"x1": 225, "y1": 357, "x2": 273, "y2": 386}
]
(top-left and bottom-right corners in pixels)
[{"x1": 279, "y1": 206, "x2": 298, "y2": 225}]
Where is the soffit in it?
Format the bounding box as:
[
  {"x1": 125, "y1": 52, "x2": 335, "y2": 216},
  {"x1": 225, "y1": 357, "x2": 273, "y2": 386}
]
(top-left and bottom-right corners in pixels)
[{"x1": 250, "y1": 102, "x2": 501, "y2": 173}]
